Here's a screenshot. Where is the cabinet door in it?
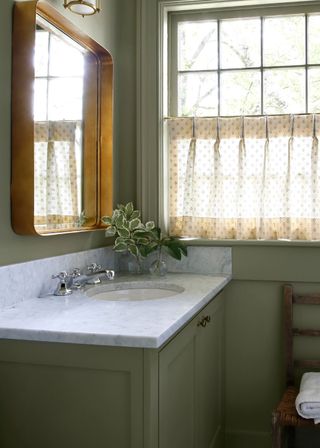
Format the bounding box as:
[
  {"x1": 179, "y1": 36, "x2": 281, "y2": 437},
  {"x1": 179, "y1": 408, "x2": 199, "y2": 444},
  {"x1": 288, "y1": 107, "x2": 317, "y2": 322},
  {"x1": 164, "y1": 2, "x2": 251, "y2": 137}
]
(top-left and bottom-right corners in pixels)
[
  {"x1": 159, "y1": 317, "x2": 197, "y2": 448},
  {"x1": 159, "y1": 292, "x2": 224, "y2": 448},
  {"x1": 0, "y1": 342, "x2": 144, "y2": 448},
  {"x1": 196, "y1": 292, "x2": 224, "y2": 448}
]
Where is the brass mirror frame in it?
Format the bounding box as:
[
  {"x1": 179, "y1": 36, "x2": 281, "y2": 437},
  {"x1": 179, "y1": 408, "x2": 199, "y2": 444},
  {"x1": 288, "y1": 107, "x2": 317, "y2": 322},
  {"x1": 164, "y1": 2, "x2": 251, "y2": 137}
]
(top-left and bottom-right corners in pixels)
[{"x1": 11, "y1": 0, "x2": 113, "y2": 235}]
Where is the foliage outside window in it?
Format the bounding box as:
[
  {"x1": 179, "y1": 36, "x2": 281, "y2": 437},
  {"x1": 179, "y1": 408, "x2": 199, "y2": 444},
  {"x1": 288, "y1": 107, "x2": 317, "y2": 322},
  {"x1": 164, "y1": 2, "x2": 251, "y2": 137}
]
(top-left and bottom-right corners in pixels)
[{"x1": 167, "y1": 6, "x2": 320, "y2": 241}]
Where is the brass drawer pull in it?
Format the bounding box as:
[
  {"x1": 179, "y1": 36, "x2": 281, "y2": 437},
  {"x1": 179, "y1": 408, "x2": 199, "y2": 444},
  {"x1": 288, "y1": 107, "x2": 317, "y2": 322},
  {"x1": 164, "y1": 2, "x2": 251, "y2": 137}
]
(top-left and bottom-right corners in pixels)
[{"x1": 197, "y1": 315, "x2": 211, "y2": 327}]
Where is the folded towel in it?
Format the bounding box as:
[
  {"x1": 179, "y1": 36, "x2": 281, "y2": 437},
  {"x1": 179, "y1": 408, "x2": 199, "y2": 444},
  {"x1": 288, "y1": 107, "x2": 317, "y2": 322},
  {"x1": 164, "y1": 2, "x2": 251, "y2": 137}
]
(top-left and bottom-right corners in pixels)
[{"x1": 295, "y1": 372, "x2": 320, "y2": 424}]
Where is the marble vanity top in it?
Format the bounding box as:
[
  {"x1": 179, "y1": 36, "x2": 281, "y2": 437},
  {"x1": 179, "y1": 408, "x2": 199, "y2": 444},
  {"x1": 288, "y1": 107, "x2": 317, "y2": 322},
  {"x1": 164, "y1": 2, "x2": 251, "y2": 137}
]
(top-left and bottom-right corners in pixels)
[{"x1": 0, "y1": 273, "x2": 231, "y2": 349}]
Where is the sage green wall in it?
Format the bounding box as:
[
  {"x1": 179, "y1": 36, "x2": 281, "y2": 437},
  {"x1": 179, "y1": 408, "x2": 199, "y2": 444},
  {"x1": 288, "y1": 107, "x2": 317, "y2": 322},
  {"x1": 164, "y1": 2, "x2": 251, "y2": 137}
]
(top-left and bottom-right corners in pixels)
[
  {"x1": 224, "y1": 245, "x2": 320, "y2": 448},
  {"x1": 0, "y1": 0, "x2": 137, "y2": 266},
  {"x1": 136, "y1": 0, "x2": 320, "y2": 445}
]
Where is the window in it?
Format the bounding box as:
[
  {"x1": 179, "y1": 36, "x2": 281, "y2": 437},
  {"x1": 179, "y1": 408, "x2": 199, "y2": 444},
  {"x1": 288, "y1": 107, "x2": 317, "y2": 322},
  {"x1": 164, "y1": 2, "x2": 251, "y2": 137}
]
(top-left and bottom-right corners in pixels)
[
  {"x1": 166, "y1": 4, "x2": 320, "y2": 241},
  {"x1": 171, "y1": 10, "x2": 320, "y2": 116}
]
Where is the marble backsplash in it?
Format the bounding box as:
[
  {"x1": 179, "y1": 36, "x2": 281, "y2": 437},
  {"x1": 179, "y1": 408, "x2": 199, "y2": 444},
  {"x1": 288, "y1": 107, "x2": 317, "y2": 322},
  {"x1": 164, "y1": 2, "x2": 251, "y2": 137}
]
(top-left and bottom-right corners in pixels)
[
  {"x1": 0, "y1": 246, "x2": 231, "y2": 309},
  {"x1": 0, "y1": 247, "x2": 116, "y2": 309}
]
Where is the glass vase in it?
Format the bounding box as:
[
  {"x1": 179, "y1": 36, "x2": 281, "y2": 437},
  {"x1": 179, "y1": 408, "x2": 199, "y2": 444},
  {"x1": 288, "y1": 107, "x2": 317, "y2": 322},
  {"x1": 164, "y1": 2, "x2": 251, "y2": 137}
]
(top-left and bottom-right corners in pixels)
[
  {"x1": 128, "y1": 254, "x2": 143, "y2": 274},
  {"x1": 149, "y1": 247, "x2": 167, "y2": 276}
]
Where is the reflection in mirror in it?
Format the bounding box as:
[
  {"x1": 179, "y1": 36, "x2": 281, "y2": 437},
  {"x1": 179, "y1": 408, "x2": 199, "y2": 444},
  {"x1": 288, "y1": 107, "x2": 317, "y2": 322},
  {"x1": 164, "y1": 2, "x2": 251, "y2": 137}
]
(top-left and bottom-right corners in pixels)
[
  {"x1": 11, "y1": 1, "x2": 113, "y2": 235},
  {"x1": 34, "y1": 19, "x2": 85, "y2": 232}
]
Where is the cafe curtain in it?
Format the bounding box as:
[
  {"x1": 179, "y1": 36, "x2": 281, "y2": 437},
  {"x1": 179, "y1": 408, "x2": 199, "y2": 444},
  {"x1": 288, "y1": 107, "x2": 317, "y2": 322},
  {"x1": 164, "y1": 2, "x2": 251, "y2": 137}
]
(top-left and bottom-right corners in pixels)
[
  {"x1": 167, "y1": 114, "x2": 320, "y2": 240},
  {"x1": 34, "y1": 120, "x2": 81, "y2": 231}
]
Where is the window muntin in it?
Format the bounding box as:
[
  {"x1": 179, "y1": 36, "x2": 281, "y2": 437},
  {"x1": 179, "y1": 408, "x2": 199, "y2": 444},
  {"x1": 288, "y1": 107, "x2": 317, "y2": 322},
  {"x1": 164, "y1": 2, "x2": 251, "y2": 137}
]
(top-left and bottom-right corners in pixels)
[
  {"x1": 172, "y1": 12, "x2": 320, "y2": 117},
  {"x1": 34, "y1": 26, "x2": 85, "y2": 121},
  {"x1": 166, "y1": 5, "x2": 320, "y2": 241}
]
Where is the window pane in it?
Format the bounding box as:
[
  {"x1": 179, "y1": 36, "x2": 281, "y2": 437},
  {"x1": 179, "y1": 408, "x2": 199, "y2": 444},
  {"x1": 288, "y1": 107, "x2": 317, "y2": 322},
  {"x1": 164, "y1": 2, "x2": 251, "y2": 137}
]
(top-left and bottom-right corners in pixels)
[
  {"x1": 220, "y1": 70, "x2": 261, "y2": 115},
  {"x1": 35, "y1": 30, "x2": 49, "y2": 77},
  {"x1": 263, "y1": 16, "x2": 305, "y2": 66},
  {"x1": 308, "y1": 68, "x2": 320, "y2": 112},
  {"x1": 178, "y1": 21, "x2": 218, "y2": 70},
  {"x1": 48, "y1": 78, "x2": 83, "y2": 120},
  {"x1": 220, "y1": 18, "x2": 261, "y2": 68},
  {"x1": 264, "y1": 68, "x2": 305, "y2": 114},
  {"x1": 49, "y1": 34, "x2": 84, "y2": 77},
  {"x1": 308, "y1": 15, "x2": 320, "y2": 64},
  {"x1": 178, "y1": 72, "x2": 218, "y2": 116},
  {"x1": 34, "y1": 79, "x2": 48, "y2": 121}
]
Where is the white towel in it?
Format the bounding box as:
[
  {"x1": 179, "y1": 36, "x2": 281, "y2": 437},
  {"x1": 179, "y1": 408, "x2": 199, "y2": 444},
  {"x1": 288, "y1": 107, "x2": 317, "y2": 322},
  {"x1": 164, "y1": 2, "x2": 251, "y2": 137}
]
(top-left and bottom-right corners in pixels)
[{"x1": 295, "y1": 372, "x2": 320, "y2": 424}]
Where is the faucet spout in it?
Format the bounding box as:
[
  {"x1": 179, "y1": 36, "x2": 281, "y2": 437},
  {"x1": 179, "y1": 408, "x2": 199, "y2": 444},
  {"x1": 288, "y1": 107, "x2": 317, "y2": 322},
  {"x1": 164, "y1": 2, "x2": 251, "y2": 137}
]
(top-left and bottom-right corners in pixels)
[{"x1": 85, "y1": 264, "x2": 115, "y2": 284}]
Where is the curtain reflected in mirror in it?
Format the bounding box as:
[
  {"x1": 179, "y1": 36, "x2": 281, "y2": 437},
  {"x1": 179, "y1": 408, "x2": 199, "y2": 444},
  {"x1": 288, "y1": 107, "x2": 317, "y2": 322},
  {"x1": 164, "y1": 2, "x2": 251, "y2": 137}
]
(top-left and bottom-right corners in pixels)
[
  {"x1": 11, "y1": 0, "x2": 113, "y2": 236},
  {"x1": 34, "y1": 20, "x2": 84, "y2": 232}
]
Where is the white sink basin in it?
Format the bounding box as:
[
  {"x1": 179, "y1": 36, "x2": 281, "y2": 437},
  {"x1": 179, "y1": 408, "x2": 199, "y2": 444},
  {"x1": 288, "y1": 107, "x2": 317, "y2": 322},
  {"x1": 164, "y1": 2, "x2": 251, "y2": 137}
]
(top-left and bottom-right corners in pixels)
[{"x1": 86, "y1": 281, "x2": 184, "y2": 302}]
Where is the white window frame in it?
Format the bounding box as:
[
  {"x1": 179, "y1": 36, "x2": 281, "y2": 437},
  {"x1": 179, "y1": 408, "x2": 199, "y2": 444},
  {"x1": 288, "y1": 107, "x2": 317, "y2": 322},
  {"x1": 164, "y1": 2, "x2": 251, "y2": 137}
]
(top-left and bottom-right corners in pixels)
[{"x1": 137, "y1": 0, "x2": 320, "y2": 244}]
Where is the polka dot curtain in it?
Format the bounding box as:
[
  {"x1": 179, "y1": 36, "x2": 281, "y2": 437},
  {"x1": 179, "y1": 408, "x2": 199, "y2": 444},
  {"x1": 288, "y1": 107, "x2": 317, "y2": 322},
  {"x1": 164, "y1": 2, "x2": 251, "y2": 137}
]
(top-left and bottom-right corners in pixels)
[
  {"x1": 167, "y1": 114, "x2": 320, "y2": 240},
  {"x1": 34, "y1": 121, "x2": 81, "y2": 232}
]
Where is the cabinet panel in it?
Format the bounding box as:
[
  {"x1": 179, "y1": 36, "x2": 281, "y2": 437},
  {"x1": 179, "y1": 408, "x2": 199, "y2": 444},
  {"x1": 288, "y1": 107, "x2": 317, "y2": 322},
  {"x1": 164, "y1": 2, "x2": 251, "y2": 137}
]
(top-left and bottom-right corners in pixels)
[
  {"x1": 0, "y1": 342, "x2": 144, "y2": 448},
  {"x1": 159, "y1": 292, "x2": 224, "y2": 448},
  {"x1": 159, "y1": 319, "x2": 197, "y2": 448},
  {"x1": 196, "y1": 293, "x2": 224, "y2": 448}
]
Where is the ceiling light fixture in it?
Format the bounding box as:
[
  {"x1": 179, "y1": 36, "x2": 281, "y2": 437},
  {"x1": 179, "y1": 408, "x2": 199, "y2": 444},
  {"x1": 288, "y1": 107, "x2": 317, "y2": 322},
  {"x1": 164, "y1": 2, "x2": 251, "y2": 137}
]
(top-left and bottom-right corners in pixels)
[{"x1": 63, "y1": 0, "x2": 101, "y2": 17}]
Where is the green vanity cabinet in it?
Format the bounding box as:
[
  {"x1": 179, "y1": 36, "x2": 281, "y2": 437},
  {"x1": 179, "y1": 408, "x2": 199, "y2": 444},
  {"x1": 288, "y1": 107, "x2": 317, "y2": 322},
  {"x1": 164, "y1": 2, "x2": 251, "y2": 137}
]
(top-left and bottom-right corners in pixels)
[
  {"x1": 159, "y1": 291, "x2": 224, "y2": 448},
  {"x1": 0, "y1": 292, "x2": 224, "y2": 448}
]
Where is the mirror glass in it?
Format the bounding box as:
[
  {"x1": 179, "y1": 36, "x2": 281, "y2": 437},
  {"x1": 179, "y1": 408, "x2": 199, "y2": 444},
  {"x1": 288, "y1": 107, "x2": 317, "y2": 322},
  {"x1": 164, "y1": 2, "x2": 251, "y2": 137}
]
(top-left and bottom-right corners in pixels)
[
  {"x1": 11, "y1": 1, "x2": 113, "y2": 236},
  {"x1": 34, "y1": 18, "x2": 85, "y2": 233}
]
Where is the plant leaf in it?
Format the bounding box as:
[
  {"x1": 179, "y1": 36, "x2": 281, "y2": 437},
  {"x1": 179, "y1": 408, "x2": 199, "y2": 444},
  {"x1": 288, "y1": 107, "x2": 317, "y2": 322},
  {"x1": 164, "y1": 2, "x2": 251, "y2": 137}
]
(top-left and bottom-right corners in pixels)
[
  {"x1": 112, "y1": 209, "x2": 122, "y2": 223},
  {"x1": 131, "y1": 210, "x2": 140, "y2": 220},
  {"x1": 140, "y1": 244, "x2": 157, "y2": 257},
  {"x1": 151, "y1": 227, "x2": 161, "y2": 239},
  {"x1": 115, "y1": 236, "x2": 127, "y2": 245},
  {"x1": 118, "y1": 227, "x2": 130, "y2": 238},
  {"x1": 128, "y1": 244, "x2": 139, "y2": 257},
  {"x1": 132, "y1": 229, "x2": 151, "y2": 238},
  {"x1": 135, "y1": 237, "x2": 149, "y2": 245},
  {"x1": 117, "y1": 203, "x2": 125, "y2": 212},
  {"x1": 101, "y1": 216, "x2": 112, "y2": 226},
  {"x1": 129, "y1": 218, "x2": 141, "y2": 231},
  {"x1": 164, "y1": 244, "x2": 182, "y2": 260},
  {"x1": 178, "y1": 242, "x2": 188, "y2": 256},
  {"x1": 125, "y1": 202, "x2": 134, "y2": 218},
  {"x1": 146, "y1": 221, "x2": 155, "y2": 230},
  {"x1": 105, "y1": 226, "x2": 117, "y2": 237},
  {"x1": 113, "y1": 242, "x2": 128, "y2": 252},
  {"x1": 115, "y1": 213, "x2": 125, "y2": 229}
]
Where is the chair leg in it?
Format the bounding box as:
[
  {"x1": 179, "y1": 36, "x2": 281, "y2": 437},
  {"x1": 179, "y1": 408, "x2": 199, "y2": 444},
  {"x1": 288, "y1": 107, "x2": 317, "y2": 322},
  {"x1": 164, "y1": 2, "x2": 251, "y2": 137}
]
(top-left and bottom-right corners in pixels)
[
  {"x1": 287, "y1": 427, "x2": 295, "y2": 448},
  {"x1": 272, "y1": 411, "x2": 283, "y2": 448}
]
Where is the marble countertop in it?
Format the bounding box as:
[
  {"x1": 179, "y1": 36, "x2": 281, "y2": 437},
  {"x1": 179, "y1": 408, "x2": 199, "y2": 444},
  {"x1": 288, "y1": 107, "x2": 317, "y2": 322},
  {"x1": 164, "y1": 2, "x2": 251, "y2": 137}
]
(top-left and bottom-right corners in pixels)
[{"x1": 0, "y1": 273, "x2": 231, "y2": 349}]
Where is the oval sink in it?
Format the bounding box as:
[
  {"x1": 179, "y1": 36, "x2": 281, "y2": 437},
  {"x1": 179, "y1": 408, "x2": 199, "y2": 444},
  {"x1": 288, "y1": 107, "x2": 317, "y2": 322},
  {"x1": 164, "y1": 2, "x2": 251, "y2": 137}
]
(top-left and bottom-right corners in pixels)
[{"x1": 86, "y1": 281, "x2": 184, "y2": 302}]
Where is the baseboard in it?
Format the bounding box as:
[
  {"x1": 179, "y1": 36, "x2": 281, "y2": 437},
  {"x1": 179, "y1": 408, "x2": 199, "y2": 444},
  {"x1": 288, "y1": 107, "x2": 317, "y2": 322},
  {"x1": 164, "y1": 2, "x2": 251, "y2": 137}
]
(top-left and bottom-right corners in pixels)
[{"x1": 225, "y1": 429, "x2": 271, "y2": 448}]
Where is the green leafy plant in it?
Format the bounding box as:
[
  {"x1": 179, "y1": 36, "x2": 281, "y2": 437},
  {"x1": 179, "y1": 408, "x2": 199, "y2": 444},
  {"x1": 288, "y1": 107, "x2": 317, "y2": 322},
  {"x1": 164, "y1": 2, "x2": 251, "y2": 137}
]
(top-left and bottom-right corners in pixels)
[{"x1": 101, "y1": 202, "x2": 187, "y2": 269}]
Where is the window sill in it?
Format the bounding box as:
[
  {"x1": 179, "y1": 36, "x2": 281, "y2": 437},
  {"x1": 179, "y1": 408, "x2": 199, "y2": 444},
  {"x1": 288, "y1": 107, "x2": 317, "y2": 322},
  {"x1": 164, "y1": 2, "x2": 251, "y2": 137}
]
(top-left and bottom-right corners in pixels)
[{"x1": 179, "y1": 237, "x2": 320, "y2": 248}]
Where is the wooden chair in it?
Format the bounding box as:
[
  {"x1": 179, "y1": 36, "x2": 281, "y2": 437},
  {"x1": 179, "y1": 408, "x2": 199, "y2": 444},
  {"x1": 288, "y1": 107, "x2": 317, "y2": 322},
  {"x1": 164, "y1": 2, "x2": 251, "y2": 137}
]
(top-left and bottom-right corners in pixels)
[{"x1": 272, "y1": 284, "x2": 320, "y2": 448}]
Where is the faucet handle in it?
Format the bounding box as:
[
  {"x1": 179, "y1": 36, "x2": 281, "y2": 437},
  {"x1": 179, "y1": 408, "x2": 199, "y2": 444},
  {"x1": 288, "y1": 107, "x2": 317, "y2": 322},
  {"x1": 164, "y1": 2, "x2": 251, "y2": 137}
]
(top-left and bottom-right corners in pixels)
[
  {"x1": 69, "y1": 268, "x2": 83, "y2": 290},
  {"x1": 70, "y1": 268, "x2": 81, "y2": 278},
  {"x1": 87, "y1": 263, "x2": 102, "y2": 273},
  {"x1": 52, "y1": 271, "x2": 72, "y2": 296},
  {"x1": 106, "y1": 270, "x2": 115, "y2": 280},
  {"x1": 52, "y1": 271, "x2": 69, "y2": 281}
]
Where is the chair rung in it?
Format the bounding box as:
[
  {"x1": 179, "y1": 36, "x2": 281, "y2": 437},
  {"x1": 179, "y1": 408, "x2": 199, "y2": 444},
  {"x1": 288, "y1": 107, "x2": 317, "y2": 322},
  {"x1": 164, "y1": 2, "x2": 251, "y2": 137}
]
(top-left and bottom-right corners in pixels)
[
  {"x1": 293, "y1": 328, "x2": 320, "y2": 337},
  {"x1": 294, "y1": 294, "x2": 320, "y2": 304},
  {"x1": 294, "y1": 360, "x2": 320, "y2": 368}
]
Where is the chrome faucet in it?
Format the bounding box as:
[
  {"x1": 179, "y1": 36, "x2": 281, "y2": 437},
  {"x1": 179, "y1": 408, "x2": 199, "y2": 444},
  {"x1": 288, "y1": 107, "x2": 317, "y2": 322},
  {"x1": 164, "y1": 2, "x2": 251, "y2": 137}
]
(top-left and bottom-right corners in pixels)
[
  {"x1": 85, "y1": 263, "x2": 115, "y2": 284},
  {"x1": 52, "y1": 271, "x2": 73, "y2": 296},
  {"x1": 51, "y1": 264, "x2": 115, "y2": 296}
]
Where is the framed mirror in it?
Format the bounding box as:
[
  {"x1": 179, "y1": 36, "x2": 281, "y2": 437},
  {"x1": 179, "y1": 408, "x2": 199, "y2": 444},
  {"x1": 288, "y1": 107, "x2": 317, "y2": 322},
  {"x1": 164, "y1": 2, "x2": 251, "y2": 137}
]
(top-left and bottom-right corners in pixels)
[{"x1": 11, "y1": 0, "x2": 113, "y2": 235}]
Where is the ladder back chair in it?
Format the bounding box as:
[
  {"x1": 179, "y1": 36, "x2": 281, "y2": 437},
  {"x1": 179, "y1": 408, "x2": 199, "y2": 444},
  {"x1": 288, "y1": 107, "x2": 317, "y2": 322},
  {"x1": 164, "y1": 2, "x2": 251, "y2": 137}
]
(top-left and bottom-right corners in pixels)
[{"x1": 272, "y1": 284, "x2": 320, "y2": 448}]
